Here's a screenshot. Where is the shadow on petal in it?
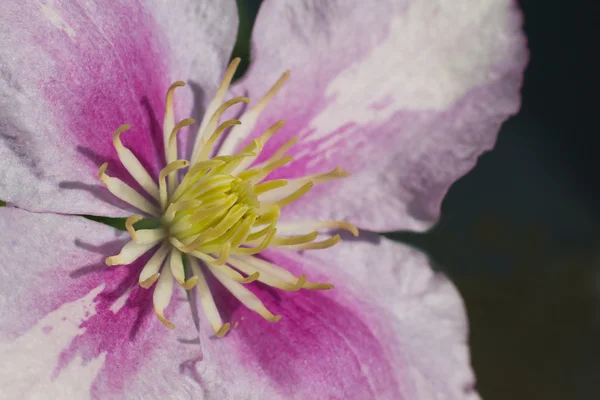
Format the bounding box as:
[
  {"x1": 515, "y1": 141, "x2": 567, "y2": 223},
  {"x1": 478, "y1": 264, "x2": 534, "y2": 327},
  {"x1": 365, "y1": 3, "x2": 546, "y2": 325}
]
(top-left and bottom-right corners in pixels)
[
  {"x1": 140, "y1": 96, "x2": 165, "y2": 169},
  {"x1": 59, "y1": 180, "x2": 132, "y2": 213}
]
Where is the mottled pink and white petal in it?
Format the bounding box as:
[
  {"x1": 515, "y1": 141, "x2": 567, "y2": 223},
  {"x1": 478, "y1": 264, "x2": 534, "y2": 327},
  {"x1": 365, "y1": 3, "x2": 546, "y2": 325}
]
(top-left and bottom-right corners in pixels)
[
  {"x1": 0, "y1": 207, "x2": 202, "y2": 399},
  {"x1": 186, "y1": 234, "x2": 478, "y2": 400},
  {"x1": 228, "y1": 0, "x2": 527, "y2": 231},
  {"x1": 0, "y1": 0, "x2": 238, "y2": 216},
  {"x1": 0, "y1": 208, "x2": 476, "y2": 399}
]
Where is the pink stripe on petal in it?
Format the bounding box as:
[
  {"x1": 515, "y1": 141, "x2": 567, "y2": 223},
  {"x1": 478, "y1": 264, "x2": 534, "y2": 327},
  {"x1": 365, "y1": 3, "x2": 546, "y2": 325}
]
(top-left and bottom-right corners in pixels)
[
  {"x1": 1, "y1": 1, "x2": 172, "y2": 216},
  {"x1": 1, "y1": 0, "x2": 239, "y2": 216},
  {"x1": 209, "y1": 278, "x2": 404, "y2": 399},
  {"x1": 195, "y1": 249, "x2": 404, "y2": 399},
  {"x1": 228, "y1": 0, "x2": 527, "y2": 232},
  {"x1": 191, "y1": 235, "x2": 478, "y2": 399},
  {"x1": 0, "y1": 208, "x2": 201, "y2": 399}
]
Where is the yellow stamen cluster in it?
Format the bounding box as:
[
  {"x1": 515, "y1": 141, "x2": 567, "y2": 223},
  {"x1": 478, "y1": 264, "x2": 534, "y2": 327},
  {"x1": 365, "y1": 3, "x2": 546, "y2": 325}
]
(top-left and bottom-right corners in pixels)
[{"x1": 98, "y1": 58, "x2": 358, "y2": 336}]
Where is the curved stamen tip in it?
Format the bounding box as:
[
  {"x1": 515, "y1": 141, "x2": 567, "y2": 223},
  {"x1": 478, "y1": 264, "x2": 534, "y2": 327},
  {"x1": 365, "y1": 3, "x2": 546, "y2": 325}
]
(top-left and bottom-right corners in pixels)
[
  {"x1": 348, "y1": 225, "x2": 359, "y2": 237},
  {"x1": 333, "y1": 166, "x2": 351, "y2": 178},
  {"x1": 98, "y1": 162, "x2": 109, "y2": 183},
  {"x1": 268, "y1": 314, "x2": 282, "y2": 323},
  {"x1": 105, "y1": 255, "x2": 121, "y2": 266},
  {"x1": 215, "y1": 322, "x2": 231, "y2": 338},
  {"x1": 155, "y1": 307, "x2": 175, "y2": 329},
  {"x1": 169, "y1": 118, "x2": 196, "y2": 145},
  {"x1": 139, "y1": 273, "x2": 160, "y2": 289},
  {"x1": 125, "y1": 215, "x2": 143, "y2": 241},
  {"x1": 169, "y1": 81, "x2": 186, "y2": 90},
  {"x1": 181, "y1": 276, "x2": 198, "y2": 290},
  {"x1": 336, "y1": 221, "x2": 359, "y2": 237},
  {"x1": 112, "y1": 124, "x2": 131, "y2": 145},
  {"x1": 290, "y1": 274, "x2": 307, "y2": 291},
  {"x1": 241, "y1": 272, "x2": 260, "y2": 284}
]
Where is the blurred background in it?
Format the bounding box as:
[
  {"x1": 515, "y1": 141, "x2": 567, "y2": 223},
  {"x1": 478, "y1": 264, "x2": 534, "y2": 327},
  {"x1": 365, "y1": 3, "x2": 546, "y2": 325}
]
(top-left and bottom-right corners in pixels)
[{"x1": 234, "y1": 1, "x2": 598, "y2": 399}]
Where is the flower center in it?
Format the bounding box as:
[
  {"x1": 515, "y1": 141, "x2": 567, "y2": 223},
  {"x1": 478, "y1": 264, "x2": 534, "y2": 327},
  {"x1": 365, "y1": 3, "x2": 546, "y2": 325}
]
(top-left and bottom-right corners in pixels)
[{"x1": 98, "y1": 58, "x2": 358, "y2": 336}]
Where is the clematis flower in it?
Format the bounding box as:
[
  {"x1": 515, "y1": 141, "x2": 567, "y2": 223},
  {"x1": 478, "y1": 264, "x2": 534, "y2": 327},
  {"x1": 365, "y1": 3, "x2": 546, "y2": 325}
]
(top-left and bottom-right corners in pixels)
[{"x1": 0, "y1": 0, "x2": 527, "y2": 399}]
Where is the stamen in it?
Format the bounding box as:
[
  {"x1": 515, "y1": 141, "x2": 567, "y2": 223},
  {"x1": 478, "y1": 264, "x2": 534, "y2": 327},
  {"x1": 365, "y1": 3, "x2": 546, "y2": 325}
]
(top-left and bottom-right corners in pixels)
[
  {"x1": 170, "y1": 248, "x2": 197, "y2": 289},
  {"x1": 192, "y1": 58, "x2": 241, "y2": 155},
  {"x1": 113, "y1": 125, "x2": 160, "y2": 200},
  {"x1": 163, "y1": 81, "x2": 186, "y2": 159},
  {"x1": 162, "y1": 200, "x2": 202, "y2": 224},
  {"x1": 238, "y1": 156, "x2": 294, "y2": 184},
  {"x1": 254, "y1": 179, "x2": 288, "y2": 195},
  {"x1": 215, "y1": 242, "x2": 231, "y2": 265},
  {"x1": 158, "y1": 160, "x2": 189, "y2": 210},
  {"x1": 194, "y1": 119, "x2": 242, "y2": 162},
  {"x1": 106, "y1": 240, "x2": 159, "y2": 266},
  {"x1": 205, "y1": 261, "x2": 259, "y2": 284},
  {"x1": 139, "y1": 242, "x2": 171, "y2": 288},
  {"x1": 287, "y1": 234, "x2": 341, "y2": 251},
  {"x1": 167, "y1": 118, "x2": 195, "y2": 165},
  {"x1": 250, "y1": 71, "x2": 290, "y2": 115},
  {"x1": 258, "y1": 167, "x2": 349, "y2": 204},
  {"x1": 275, "y1": 220, "x2": 359, "y2": 237},
  {"x1": 252, "y1": 205, "x2": 281, "y2": 228},
  {"x1": 229, "y1": 214, "x2": 257, "y2": 248},
  {"x1": 227, "y1": 256, "x2": 306, "y2": 291},
  {"x1": 185, "y1": 195, "x2": 237, "y2": 226},
  {"x1": 261, "y1": 182, "x2": 313, "y2": 210},
  {"x1": 153, "y1": 262, "x2": 175, "y2": 329},
  {"x1": 189, "y1": 257, "x2": 231, "y2": 337},
  {"x1": 175, "y1": 174, "x2": 235, "y2": 204},
  {"x1": 231, "y1": 255, "x2": 302, "y2": 284},
  {"x1": 212, "y1": 141, "x2": 260, "y2": 176},
  {"x1": 231, "y1": 255, "x2": 334, "y2": 291},
  {"x1": 302, "y1": 282, "x2": 335, "y2": 290},
  {"x1": 251, "y1": 136, "x2": 299, "y2": 171},
  {"x1": 132, "y1": 228, "x2": 167, "y2": 245},
  {"x1": 191, "y1": 98, "x2": 249, "y2": 163},
  {"x1": 272, "y1": 232, "x2": 319, "y2": 246},
  {"x1": 305, "y1": 167, "x2": 350, "y2": 183},
  {"x1": 211, "y1": 267, "x2": 281, "y2": 322},
  {"x1": 125, "y1": 215, "x2": 143, "y2": 241},
  {"x1": 231, "y1": 120, "x2": 286, "y2": 174},
  {"x1": 219, "y1": 71, "x2": 290, "y2": 156},
  {"x1": 231, "y1": 228, "x2": 277, "y2": 256},
  {"x1": 172, "y1": 159, "x2": 225, "y2": 201},
  {"x1": 98, "y1": 163, "x2": 160, "y2": 217},
  {"x1": 165, "y1": 118, "x2": 194, "y2": 193},
  {"x1": 126, "y1": 216, "x2": 168, "y2": 244},
  {"x1": 199, "y1": 204, "x2": 248, "y2": 243}
]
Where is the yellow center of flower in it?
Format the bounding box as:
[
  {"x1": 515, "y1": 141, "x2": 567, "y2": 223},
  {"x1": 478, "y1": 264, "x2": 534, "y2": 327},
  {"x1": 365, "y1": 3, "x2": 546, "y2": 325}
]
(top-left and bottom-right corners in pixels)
[{"x1": 98, "y1": 58, "x2": 358, "y2": 336}]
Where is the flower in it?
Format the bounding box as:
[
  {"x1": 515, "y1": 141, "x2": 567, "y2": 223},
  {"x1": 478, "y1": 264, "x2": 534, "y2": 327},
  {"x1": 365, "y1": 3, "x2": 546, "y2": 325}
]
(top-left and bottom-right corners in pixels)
[
  {"x1": 98, "y1": 63, "x2": 359, "y2": 332},
  {"x1": 0, "y1": 0, "x2": 527, "y2": 399}
]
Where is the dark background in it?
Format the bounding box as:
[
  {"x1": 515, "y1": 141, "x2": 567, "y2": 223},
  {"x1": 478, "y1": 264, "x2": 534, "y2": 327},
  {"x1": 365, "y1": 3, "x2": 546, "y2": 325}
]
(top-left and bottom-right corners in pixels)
[{"x1": 235, "y1": 1, "x2": 598, "y2": 399}]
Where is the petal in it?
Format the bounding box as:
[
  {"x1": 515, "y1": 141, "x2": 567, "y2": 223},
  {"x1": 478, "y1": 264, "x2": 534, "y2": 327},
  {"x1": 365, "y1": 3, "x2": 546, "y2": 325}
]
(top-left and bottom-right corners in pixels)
[
  {"x1": 0, "y1": 207, "x2": 201, "y2": 399},
  {"x1": 186, "y1": 234, "x2": 477, "y2": 399},
  {"x1": 227, "y1": 0, "x2": 527, "y2": 231},
  {"x1": 0, "y1": 0, "x2": 238, "y2": 216},
  {"x1": 0, "y1": 207, "x2": 477, "y2": 398}
]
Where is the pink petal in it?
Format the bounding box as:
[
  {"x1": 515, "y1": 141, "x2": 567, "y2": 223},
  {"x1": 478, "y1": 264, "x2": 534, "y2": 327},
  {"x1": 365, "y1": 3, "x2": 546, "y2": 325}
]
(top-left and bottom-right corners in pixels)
[
  {"x1": 187, "y1": 234, "x2": 478, "y2": 399},
  {"x1": 0, "y1": 0, "x2": 238, "y2": 216},
  {"x1": 228, "y1": 0, "x2": 528, "y2": 231},
  {"x1": 0, "y1": 207, "x2": 201, "y2": 398},
  {"x1": 0, "y1": 207, "x2": 476, "y2": 399}
]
